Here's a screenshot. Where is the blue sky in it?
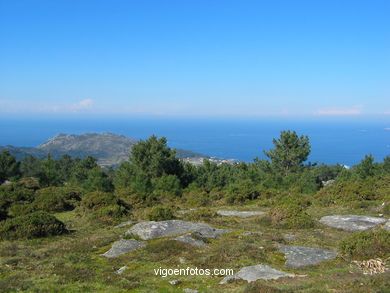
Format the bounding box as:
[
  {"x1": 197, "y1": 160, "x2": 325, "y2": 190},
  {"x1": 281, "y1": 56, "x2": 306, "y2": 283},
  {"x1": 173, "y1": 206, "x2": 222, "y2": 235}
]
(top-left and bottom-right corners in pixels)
[{"x1": 0, "y1": 0, "x2": 389, "y2": 119}]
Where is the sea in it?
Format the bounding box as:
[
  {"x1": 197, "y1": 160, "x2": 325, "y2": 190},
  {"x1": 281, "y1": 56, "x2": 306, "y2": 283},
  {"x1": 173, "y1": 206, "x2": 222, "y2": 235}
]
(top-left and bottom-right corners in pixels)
[{"x1": 1, "y1": 117, "x2": 389, "y2": 167}]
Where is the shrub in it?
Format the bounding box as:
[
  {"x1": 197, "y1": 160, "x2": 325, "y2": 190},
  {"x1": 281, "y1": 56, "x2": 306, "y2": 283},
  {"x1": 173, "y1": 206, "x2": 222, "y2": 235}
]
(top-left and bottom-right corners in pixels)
[
  {"x1": 79, "y1": 191, "x2": 130, "y2": 223},
  {"x1": 34, "y1": 186, "x2": 82, "y2": 212},
  {"x1": 270, "y1": 204, "x2": 315, "y2": 229},
  {"x1": 182, "y1": 190, "x2": 211, "y2": 207},
  {"x1": 145, "y1": 206, "x2": 176, "y2": 221},
  {"x1": 225, "y1": 180, "x2": 260, "y2": 204},
  {"x1": 0, "y1": 211, "x2": 67, "y2": 240},
  {"x1": 182, "y1": 208, "x2": 217, "y2": 222},
  {"x1": 7, "y1": 202, "x2": 37, "y2": 217},
  {"x1": 339, "y1": 229, "x2": 390, "y2": 260},
  {"x1": 315, "y1": 176, "x2": 390, "y2": 207}
]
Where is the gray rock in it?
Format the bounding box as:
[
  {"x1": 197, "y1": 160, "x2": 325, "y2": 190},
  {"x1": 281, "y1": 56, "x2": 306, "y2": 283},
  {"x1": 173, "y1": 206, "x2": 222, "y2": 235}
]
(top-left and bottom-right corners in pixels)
[
  {"x1": 173, "y1": 234, "x2": 207, "y2": 247},
  {"x1": 244, "y1": 232, "x2": 263, "y2": 237},
  {"x1": 319, "y1": 215, "x2": 387, "y2": 231},
  {"x1": 179, "y1": 257, "x2": 186, "y2": 264},
  {"x1": 183, "y1": 289, "x2": 198, "y2": 293},
  {"x1": 278, "y1": 245, "x2": 337, "y2": 268},
  {"x1": 384, "y1": 221, "x2": 390, "y2": 232},
  {"x1": 113, "y1": 220, "x2": 134, "y2": 228},
  {"x1": 177, "y1": 209, "x2": 196, "y2": 215},
  {"x1": 115, "y1": 266, "x2": 128, "y2": 275},
  {"x1": 220, "y1": 264, "x2": 295, "y2": 284},
  {"x1": 217, "y1": 210, "x2": 265, "y2": 218},
  {"x1": 126, "y1": 220, "x2": 231, "y2": 240},
  {"x1": 102, "y1": 239, "x2": 146, "y2": 258},
  {"x1": 169, "y1": 280, "x2": 181, "y2": 285},
  {"x1": 322, "y1": 179, "x2": 335, "y2": 186},
  {"x1": 284, "y1": 233, "x2": 295, "y2": 241}
]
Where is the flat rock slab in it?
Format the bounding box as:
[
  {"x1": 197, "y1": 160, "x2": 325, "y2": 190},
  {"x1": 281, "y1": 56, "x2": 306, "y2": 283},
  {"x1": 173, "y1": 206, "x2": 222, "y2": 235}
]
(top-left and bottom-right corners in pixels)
[
  {"x1": 384, "y1": 221, "x2": 390, "y2": 232},
  {"x1": 177, "y1": 209, "x2": 196, "y2": 215},
  {"x1": 244, "y1": 232, "x2": 263, "y2": 237},
  {"x1": 278, "y1": 245, "x2": 337, "y2": 268},
  {"x1": 126, "y1": 220, "x2": 231, "y2": 240},
  {"x1": 102, "y1": 239, "x2": 146, "y2": 258},
  {"x1": 113, "y1": 220, "x2": 134, "y2": 228},
  {"x1": 220, "y1": 264, "x2": 295, "y2": 284},
  {"x1": 217, "y1": 210, "x2": 265, "y2": 218},
  {"x1": 320, "y1": 215, "x2": 387, "y2": 231},
  {"x1": 284, "y1": 233, "x2": 295, "y2": 241},
  {"x1": 173, "y1": 234, "x2": 207, "y2": 247}
]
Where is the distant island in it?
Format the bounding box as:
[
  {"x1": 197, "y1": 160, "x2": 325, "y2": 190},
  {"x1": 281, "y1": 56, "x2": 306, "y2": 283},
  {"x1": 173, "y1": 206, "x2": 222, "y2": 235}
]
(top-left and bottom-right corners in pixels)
[{"x1": 0, "y1": 132, "x2": 234, "y2": 167}]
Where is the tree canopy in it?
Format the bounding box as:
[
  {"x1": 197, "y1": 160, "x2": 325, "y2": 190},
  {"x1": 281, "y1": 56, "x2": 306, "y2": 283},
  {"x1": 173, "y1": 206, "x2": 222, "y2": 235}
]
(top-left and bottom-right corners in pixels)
[{"x1": 264, "y1": 130, "x2": 311, "y2": 175}]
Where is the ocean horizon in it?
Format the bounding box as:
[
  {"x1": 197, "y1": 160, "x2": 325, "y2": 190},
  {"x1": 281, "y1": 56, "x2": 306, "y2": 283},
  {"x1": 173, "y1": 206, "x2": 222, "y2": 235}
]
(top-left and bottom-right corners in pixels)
[{"x1": 1, "y1": 117, "x2": 389, "y2": 167}]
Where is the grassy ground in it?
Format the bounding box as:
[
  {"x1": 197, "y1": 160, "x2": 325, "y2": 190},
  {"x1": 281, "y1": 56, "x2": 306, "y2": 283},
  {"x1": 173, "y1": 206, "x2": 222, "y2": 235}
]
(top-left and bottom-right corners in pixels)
[{"x1": 1, "y1": 203, "x2": 389, "y2": 293}]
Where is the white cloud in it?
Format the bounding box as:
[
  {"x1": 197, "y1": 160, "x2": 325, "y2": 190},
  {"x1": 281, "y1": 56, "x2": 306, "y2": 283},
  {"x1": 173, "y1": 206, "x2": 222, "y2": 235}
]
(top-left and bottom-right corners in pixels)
[
  {"x1": 70, "y1": 99, "x2": 93, "y2": 111},
  {"x1": 315, "y1": 105, "x2": 363, "y2": 116}
]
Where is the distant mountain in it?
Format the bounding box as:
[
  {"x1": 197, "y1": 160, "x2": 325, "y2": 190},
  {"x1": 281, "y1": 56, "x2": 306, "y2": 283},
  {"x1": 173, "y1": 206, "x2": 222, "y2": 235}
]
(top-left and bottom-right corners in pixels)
[{"x1": 0, "y1": 133, "x2": 209, "y2": 167}]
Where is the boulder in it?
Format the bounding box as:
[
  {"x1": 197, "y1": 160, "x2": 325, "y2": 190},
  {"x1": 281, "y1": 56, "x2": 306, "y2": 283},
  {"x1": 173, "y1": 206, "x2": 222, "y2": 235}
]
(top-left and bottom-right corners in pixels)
[
  {"x1": 102, "y1": 239, "x2": 146, "y2": 258},
  {"x1": 217, "y1": 210, "x2": 265, "y2": 218},
  {"x1": 115, "y1": 266, "x2": 128, "y2": 275},
  {"x1": 113, "y1": 220, "x2": 134, "y2": 228},
  {"x1": 384, "y1": 221, "x2": 390, "y2": 232},
  {"x1": 278, "y1": 245, "x2": 337, "y2": 268},
  {"x1": 126, "y1": 220, "x2": 231, "y2": 240},
  {"x1": 177, "y1": 209, "x2": 196, "y2": 215},
  {"x1": 319, "y1": 215, "x2": 387, "y2": 231},
  {"x1": 173, "y1": 234, "x2": 207, "y2": 247},
  {"x1": 284, "y1": 233, "x2": 295, "y2": 241},
  {"x1": 244, "y1": 232, "x2": 263, "y2": 237},
  {"x1": 183, "y1": 289, "x2": 198, "y2": 293},
  {"x1": 220, "y1": 264, "x2": 295, "y2": 284}
]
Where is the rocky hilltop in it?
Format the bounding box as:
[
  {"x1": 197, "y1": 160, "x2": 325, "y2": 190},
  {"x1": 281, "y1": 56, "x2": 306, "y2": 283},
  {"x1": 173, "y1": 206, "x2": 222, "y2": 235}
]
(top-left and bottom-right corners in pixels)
[{"x1": 1, "y1": 133, "x2": 209, "y2": 167}]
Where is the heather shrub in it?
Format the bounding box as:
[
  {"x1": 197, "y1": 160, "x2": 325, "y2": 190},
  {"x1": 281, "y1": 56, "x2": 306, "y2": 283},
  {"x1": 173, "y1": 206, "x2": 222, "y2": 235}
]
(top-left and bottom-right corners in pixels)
[
  {"x1": 182, "y1": 208, "x2": 217, "y2": 221},
  {"x1": 0, "y1": 211, "x2": 67, "y2": 240},
  {"x1": 79, "y1": 191, "x2": 130, "y2": 223},
  {"x1": 339, "y1": 229, "x2": 390, "y2": 260},
  {"x1": 145, "y1": 206, "x2": 176, "y2": 221},
  {"x1": 270, "y1": 204, "x2": 315, "y2": 229},
  {"x1": 34, "y1": 186, "x2": 82, "y2": 212}
]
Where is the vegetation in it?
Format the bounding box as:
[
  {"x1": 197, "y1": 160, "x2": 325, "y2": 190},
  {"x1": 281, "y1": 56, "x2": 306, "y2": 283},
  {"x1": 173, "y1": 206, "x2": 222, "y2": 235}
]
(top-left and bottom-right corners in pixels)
[
  {"x1": 339, "y1": 229, "x2": 390, "y2": 260},
  {"x1": 0, "y1": 131, "x2": 389, "y2": 292},
  {"x1": 0, "y1": 211, "x2": 67, "y2": 240}
]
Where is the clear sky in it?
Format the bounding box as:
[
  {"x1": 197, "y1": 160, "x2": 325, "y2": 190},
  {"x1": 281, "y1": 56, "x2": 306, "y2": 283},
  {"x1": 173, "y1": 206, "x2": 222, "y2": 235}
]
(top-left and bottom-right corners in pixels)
[{"x1": 0, "y1": 0, "x2": 389, "y2": 119}]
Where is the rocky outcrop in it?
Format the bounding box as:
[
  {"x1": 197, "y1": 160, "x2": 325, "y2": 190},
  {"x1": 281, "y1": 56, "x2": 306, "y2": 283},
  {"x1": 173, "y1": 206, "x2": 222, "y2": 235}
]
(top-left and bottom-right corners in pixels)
[
  {"x1": 217, "y1": 210, "x2": 265, "y2": 218},
  {"x1": 126, "y1": 220, "x2": 231, "y2": 240},
  {"x1": 319, "y1": 215, "x2": 387, "y2": 231},
  {"x1": 173, "y1": 234, "x2": 208, "y2": 247},
  {"x1": 278, "y1": 245, "x2": 337, "y2": 268},
  {"x1": 220, "y1": 264, "x2": 295, "y2": 284},
  {"x1": 102, "y1": 239, "x2": 146, "y2": 258}
]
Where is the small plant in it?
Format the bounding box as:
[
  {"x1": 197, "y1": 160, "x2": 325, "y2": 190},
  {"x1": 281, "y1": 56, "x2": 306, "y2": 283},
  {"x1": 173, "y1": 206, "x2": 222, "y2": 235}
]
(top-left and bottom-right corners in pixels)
[
  {"x1": 0, "y1": 211, "x2": 67, "y2": 240},
  {"x1": 34, "y1": 186, "x2": 82, "y2": 212},
  {"x1": 270, "y1": 203, "x2": 315, "y2": 229},
  {"x1": 79, "y1": 191, "x2": 130, "y2": 223},
  {"x1": 339, "y1": 229, "x2": 390, "y2": 260},
  {"x1": 182, "y1": 208, "x2": 217, "y2": 221},
  {"x1": 145, "y1": 206, "x2": 176, "y2": 221}
]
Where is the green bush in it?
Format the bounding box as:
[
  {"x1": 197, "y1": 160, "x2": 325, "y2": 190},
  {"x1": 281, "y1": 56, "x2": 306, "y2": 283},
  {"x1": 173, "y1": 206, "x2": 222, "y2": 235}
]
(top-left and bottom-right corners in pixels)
[
  {"x1": 339, "y1": 229, "x2": 390, "y2": 260},
  {"x1": 182, "y1": 190, "x2": 211, "y2": 207},
  {"x1": 315, "y1": 176, "x2": 390, "y2": 207},
  {"x1": 145, "y1": 206, "x2": 176, "y2": 221},
  {"x1": 34, "y1": 186, "x2": 82, "y2": 212},
  {"x1": 0, "y1": 211, "x2": 67, "y2": 240},
  {"x1": 182, "y1": 208, "x2": 217, "y2": 221},
  {"x1": 7, "y1": 202, "x2": 37, "y2": 217},
  {"x1": 270, "y1": 204, "x2": 315, "y2": 229},
  {"x1": 225, "y1": 179, "x2": 260, "y2": 204},
  {"x1": 79, "y1": 191, "x2": 130, "y2": 223}
]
